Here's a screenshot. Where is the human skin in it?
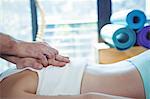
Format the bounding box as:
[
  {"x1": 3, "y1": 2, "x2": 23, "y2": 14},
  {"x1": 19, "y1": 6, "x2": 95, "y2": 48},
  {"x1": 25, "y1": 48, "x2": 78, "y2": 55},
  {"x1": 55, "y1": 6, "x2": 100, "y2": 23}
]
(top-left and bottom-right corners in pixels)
[
  {"x1": 0, "y1": 33, "x2": 60, "y2": 66},
  {"x1": 0, "y1": 61, "x2": 145, "y2": 99},
  {"x1": 0, "y1": 54, "x2": 70, "y2": 69},
  {"x1": 81, "y1": 63, "x2": 145, "y2": 98}
]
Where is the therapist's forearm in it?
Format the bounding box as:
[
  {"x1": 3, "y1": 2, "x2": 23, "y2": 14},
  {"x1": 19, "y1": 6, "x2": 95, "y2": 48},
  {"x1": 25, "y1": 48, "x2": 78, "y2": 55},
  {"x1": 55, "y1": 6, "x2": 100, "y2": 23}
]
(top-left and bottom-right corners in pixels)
[{"x1": 0, "y1": 33, "x2": 18, "y2": 56}]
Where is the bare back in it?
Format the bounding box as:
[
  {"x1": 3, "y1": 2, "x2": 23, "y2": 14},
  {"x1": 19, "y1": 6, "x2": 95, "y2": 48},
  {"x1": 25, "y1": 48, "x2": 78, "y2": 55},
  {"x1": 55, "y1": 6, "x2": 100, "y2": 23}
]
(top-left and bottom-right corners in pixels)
[{"x1": 81, "y1": 64, "x2": 145, "y2": 98}]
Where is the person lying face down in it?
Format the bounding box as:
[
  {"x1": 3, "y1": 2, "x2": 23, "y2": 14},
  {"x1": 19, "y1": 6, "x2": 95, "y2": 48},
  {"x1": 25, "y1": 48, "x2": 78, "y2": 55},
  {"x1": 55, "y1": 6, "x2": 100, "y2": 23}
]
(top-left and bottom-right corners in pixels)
[{"x1": 0, "y1": 50, "x2": 150, "y2": 99}]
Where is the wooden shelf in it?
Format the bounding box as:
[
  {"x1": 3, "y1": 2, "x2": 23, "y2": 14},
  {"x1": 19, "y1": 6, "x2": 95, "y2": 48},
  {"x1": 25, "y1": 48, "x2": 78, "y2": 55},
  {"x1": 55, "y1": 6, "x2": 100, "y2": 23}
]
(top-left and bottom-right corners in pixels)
[{"x1": 98, "y1": 46, "x2": 147, "y2": 64}]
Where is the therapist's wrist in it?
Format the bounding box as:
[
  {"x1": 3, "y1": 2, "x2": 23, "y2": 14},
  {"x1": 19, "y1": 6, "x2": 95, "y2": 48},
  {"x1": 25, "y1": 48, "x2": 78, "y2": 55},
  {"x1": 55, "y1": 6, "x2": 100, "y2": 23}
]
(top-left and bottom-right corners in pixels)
[
  {"x1": 10, "y1": 39, "x2": 22, "y2": 56},
  {"x1": 14, "y1": 40, "x2": 30, "y2": 57}
]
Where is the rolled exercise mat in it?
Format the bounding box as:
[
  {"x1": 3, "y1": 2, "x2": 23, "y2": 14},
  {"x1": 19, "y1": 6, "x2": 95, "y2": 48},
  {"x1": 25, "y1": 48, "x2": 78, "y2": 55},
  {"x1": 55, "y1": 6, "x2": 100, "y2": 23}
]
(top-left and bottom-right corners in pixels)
[
  {"x1": 111, "y1": 9, "x2": 131, "y2": 25},
  {"x1": 101, "y1": 24, "x2": 136, "y2": 51},
  {"x1": 137, "y1": 25, "x2": 150, "y2": 49},
  {"x1": 127, "y1": 10, "x2": 146, "y2": 29},
  {"x1": 111, "y1": 9, "x2": 146, "y2": 29}
]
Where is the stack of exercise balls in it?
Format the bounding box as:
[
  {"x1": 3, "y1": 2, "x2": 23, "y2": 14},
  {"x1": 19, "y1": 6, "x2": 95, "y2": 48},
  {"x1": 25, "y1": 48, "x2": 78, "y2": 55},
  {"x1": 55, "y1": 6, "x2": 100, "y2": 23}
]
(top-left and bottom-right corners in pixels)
[{"x1": 101, "y1": 9, "x2": 150, "y2": 51}]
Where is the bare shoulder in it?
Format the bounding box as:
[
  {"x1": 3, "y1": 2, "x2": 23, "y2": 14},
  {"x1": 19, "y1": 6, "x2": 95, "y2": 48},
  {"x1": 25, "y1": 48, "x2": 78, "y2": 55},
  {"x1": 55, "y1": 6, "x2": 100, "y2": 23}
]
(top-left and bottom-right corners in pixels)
[{"x1": 0, "y1": 70, "x2": 38, "y2": 97}]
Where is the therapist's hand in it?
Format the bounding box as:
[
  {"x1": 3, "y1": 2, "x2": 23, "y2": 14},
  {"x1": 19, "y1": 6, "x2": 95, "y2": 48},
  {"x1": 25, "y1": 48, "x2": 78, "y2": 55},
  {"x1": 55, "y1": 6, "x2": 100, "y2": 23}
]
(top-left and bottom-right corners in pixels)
[
  {"x1": 16, "y1": 57, "x2": 43, "y2": 69},
  {"x1": 15, "y1": 41, "x2": 58, "y2": 66},
  {"x1": 16, "y1": 55, "x2": 70, "y2": 69},
  {"x1": 48, "y1": 55, "x2": 70, "y2": 67}
]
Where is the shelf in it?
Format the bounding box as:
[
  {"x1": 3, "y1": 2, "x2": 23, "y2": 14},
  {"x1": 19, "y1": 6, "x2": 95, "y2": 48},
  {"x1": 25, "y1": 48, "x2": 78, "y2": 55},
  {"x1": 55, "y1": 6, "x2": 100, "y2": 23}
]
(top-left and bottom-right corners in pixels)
[{"x1": 98, "y1": 46, "x2": 147, "y2": 64}]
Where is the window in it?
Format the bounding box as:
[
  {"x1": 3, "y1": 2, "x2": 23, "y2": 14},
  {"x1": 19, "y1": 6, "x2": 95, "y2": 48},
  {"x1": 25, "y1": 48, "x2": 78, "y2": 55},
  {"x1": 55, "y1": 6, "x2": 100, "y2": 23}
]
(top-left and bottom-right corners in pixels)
[
  {"x1": 146, "y1": 0, "x2": 150, "y2": 20},
  {"x1": 0, "y1": 0, "x2": 32, "y2": 73},
  {"x1": 36, "y1": 0, "x2": 98, "y2": 61},
  {"x1": 0, "y1": 0, "x2": 32, "y2": 41},
  {"x1": 111, "y1": 0, "x2": 147, "y2": 21},
  {"x1": 0, "y1": 0, "x2": 98, "y2": 73}
]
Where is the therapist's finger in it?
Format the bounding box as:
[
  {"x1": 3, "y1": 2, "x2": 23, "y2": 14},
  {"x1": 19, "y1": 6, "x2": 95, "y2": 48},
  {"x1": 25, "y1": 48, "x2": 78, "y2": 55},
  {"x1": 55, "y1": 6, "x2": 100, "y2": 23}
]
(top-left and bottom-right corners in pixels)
[
  {"x1": 50, "y1": 47, "x2": 59, "y2": 55},
  {"x1": 43, "y1": 42, "x2": 59, "y2": 55},
  {"x1": 48, "y1": 59, "x2": 67, "y2": 67},
  {"x1": 38, "y1": 53, "x2": 49, "y2": 67},
  {"x1": 41, "y1": 42, "x2": 59, "y2": 58},
  {"x1": 32, "y1": 62, "x2": 43, "y2": 70},
  {"x1": 56, "y1": 55, "x2": 70, "y2": 63},
  {"x1": 42, "y1": 48, "x2": 58, "y2": 59}
]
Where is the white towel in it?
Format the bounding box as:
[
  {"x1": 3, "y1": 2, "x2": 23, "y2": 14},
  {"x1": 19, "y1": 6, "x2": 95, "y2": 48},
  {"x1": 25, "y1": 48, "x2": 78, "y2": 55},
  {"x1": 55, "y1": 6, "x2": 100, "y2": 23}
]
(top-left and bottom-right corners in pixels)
[{"x1": 0, "y1": 59, "x2": 87, "y2": 96}]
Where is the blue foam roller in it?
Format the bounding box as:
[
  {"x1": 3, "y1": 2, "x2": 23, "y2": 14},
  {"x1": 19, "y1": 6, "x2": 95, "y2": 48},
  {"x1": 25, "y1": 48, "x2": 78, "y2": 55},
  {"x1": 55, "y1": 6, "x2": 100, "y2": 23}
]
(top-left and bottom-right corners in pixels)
[
  {"x1": 111, "y1": 9, "x2": 147, "y2": 30},
  {"x1": 101, "y1": 24, "x2": 136, "y2": 51},
  {"x1": 112, "y1": 27, "x2": 136, "y2": 50},
  {"x1": 126, "y1": 10, "x2": 146, "y2": 29}
]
